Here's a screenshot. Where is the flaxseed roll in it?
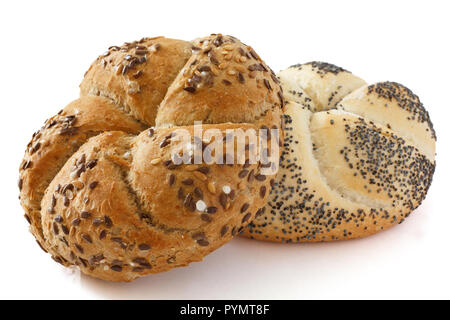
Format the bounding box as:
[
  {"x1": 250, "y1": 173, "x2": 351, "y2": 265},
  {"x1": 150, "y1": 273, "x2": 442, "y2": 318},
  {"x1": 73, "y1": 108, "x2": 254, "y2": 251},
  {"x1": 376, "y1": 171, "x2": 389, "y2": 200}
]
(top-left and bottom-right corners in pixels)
[{"x1": 19, "y1": 34, "x2": 283, "y2": 281}]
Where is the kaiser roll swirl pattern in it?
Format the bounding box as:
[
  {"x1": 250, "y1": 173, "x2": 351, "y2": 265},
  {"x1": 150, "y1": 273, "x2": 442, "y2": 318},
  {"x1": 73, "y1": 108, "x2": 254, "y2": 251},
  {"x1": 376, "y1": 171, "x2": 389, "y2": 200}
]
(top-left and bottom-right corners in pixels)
[
  {"x1": 243, "y1": 62, "x2": 435, "y2": 242},
  {"x1": 19, "y1": 34, "x2": 283, "y2": 281}
]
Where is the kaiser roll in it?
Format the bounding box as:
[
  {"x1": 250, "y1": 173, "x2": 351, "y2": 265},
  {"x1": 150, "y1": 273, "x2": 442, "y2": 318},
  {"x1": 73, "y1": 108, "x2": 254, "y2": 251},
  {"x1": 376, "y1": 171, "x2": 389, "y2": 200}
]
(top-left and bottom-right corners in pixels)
[
  {"x1": 19, "y1": 34, "x2": 283, "y2": 281},
  {"x1": 242, "y1": 61, "x2": 436, "y2": 243}
]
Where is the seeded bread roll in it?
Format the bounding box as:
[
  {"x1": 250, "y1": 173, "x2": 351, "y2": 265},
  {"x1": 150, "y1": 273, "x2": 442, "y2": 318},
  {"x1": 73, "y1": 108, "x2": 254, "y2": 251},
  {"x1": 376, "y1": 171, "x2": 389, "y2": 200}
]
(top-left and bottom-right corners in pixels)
[
  {"x1": 156, "y1": 36, "x2": 281, "y2": 127},
  {"x1": 242, "y1": 62, "x2": 436, "y2": 242},
  {"x1": 19, "y1": 34, "x2": 283, "y2": 281},
  {"x1": 19, "y1": 96, "x2": 146, "y2": 247},
  {"x1": 279, "y1": 62, "x2": 367, "y2": 112},
  {"x1": 80, "y1": 37, "x2": 193, "y2": 126}
]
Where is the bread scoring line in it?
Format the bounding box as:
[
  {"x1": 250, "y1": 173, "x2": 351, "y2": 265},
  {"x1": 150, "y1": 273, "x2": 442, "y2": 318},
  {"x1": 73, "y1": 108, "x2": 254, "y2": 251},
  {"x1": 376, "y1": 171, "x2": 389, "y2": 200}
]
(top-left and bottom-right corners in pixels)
[
  {"x1": 32, "y1": 129, "x2": 107, "y2": 243},
  {"x1": 300, "y1": 108, "x2": 383, "y2": 209},
  {"x1": 87, "y1": 89, "x2": 150, "y2": 128}
]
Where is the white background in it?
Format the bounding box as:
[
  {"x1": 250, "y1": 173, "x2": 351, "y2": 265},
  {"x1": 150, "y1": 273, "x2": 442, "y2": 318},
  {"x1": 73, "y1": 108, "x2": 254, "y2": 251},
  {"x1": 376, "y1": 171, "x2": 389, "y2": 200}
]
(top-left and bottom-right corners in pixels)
[{"x1": 1, "y1": 0, "x2": 449, "y2": 299}]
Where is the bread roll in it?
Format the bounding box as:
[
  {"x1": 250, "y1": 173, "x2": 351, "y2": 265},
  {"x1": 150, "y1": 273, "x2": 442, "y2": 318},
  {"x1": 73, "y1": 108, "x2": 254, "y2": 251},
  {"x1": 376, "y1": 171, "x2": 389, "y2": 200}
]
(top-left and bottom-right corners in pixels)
[
  {"x1": 242, "y1": 61, "x2": 436, "y2": 242},
  {"x1": 19, "y1": 34, "x2": 283, "y2": 281}
]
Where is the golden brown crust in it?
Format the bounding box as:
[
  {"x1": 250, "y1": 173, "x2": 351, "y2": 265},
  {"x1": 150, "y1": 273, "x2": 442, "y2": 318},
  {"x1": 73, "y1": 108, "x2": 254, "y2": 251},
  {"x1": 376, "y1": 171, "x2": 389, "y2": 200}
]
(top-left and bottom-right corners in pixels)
[
  {"x1": 80, "y1": 37, "x2": 192, "y2": 126},
  {"x1": 156, "y1": 35, "x2": 283, "y2": 127},
  {"x1": 40, "y1": 124, "x2": 275, "y2": 281},
  {"x1": 19, "y1": 96, "x2": 145, "y2": 247},
  {"x1": 242, "y1": 62, "x2": 435, "y2": 243},
  {"x1": 19, "y1": 34, "x2": 283, "y2": 281}
]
